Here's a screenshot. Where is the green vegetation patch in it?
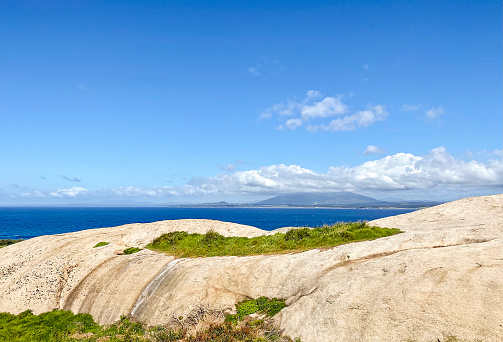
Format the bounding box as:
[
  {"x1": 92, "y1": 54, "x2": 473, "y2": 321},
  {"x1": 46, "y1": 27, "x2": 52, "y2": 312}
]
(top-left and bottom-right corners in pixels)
[
  {"x1": 225, "y1": 297, "x2": 287, "y2": 323},
  {"x1": 122, "y1": 247, "x2": 142, "y2": 254},
  {"x1": 93, "y1": 241, "x2": 109, "y2": 248},
  {"x1": 0, "y1": 239, "x2": 23, "y2": 248},
  {"x1": 0, "y1": 309, "x2": 101, "y2": 342},
  {"x1": 0, "y1": 303, "x2": 298, "y2": 341},
  {"x1": 147, "y1": 222, "x2": 401, "y2": 258}
]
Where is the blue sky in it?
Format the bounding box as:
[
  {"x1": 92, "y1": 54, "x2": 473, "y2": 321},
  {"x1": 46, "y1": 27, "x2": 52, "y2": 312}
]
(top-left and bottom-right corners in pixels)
[{"x1": 1, "y1": 0, "x2": 501, "y2": 205}]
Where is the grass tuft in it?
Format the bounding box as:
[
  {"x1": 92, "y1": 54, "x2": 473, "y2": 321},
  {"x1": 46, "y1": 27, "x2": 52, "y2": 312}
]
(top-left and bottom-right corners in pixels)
[
  {"x1": 122, "y1": 247, "x2": 142, "y2": 255},
  {"x1": 226, "y1": 297, "x2": 287, "y2": 323},
  {"x1": 147, "y1": 222, "x2": 401, "y2": 258}
]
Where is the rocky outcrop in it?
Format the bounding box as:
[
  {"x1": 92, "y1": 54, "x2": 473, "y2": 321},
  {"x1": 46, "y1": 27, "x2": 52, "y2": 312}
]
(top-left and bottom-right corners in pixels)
[{"x1": 0, "y1": 195, "x2": 501, "y2": 341}]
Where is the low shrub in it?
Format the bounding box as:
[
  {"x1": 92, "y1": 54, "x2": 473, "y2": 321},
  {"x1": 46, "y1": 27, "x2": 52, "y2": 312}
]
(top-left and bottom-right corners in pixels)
[
  {"x1": 284, "y1": 227, "x2": 311, "y2": 241},
  {"x1": 0, "y1": 239, "x2": 23, "y2": 248},
  {"x1": 93, "y1": 242, "x2": 109, "y2": 248},
  {"x1": 0, "y1": 302, "x2": 298, "y2": 341}
]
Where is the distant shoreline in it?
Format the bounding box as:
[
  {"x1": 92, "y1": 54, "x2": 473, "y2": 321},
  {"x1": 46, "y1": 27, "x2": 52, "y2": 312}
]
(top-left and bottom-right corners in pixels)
[{"x1": 0, "y1": 204, "x2": 439, "y2": 210}]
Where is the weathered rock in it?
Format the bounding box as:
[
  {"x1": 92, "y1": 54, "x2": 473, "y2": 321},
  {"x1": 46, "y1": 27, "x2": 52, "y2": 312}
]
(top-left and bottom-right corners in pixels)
[{"x1": 0, "y1": 195, "x2": 501, "y2": 341}]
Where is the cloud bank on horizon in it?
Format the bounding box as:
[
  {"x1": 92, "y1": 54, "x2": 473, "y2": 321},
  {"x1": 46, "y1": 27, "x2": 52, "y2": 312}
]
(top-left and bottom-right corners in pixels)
[{"x1": 12, "y1": 147, "x2": 502, "y2": 203}]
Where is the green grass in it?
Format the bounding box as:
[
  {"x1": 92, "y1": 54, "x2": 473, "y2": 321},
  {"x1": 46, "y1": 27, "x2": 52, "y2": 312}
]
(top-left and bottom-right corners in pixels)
[
  {"x1": 0, "y1": 298, "x2": 297, "y2": 341},
  {"x1": 147, "y1": 222, "x2": 401, "y2": 258},
  {"x1": 93, "y1": 242, "x2": 109, "y2": 248},
  {"x1": 0, "y1": 309, "x2": 101, "y2": 342},
  {"x1": 0, "y1": 239, "x2": 23, "y2": 248},
  {"x1": 225, "y1": 297, "x2": 287, "y2": 323},
  {"x1": 122, "y1": 247, "x2": 142, "y2": 254}
]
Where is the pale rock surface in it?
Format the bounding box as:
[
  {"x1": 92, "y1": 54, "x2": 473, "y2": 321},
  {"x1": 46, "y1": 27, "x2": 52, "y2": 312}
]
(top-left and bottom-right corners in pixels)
[{"x1": 0, "y1": 195, "x2": 502, "y2": 341}]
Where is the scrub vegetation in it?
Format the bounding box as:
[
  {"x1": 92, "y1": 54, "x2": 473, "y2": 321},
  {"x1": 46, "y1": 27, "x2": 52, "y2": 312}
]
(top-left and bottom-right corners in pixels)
[
  {"x1": 93, "y1": 242, "x2": 109, "y2": 248},
  {"x1": 0, "y1": 239, "x2": 23, "y2": 248},
  {"x1": 0, "y1": 298, "x2": 297, "y2": 341},
  {"x1": 147, "y1": 222, "x2": 401, "y2": 258}
]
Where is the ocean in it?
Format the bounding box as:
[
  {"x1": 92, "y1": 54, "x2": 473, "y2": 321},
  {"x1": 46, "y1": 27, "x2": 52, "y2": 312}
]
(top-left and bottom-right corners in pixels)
[{"x1": 0, "y1": 207, "x2": 416, "y2": 240}]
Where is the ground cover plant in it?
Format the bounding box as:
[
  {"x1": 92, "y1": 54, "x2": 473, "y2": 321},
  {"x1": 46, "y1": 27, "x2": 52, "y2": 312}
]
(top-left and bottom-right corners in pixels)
[
  {"x1": 0, "y1": 298, "x2": 297, "y2": 341},
  {"x1": 0, "y1": 239, "x2": 23, "y2": 248},
  {"x1": 225, "y1": 297, "x2": 287, "y2": 323},
  {"x1": 147, "y1": 222, "x2": 401, "y2": 258},
  {"x1": 93, "y1": 241, "x2": 109, "y2": 248},
  {"x1": 123, "y1": 247, "x2": 142, "y2": 254}
]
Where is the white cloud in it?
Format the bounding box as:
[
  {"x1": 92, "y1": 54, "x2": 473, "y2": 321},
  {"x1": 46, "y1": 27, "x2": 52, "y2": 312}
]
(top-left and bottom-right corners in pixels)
[
  {"x1": 101, "y1": 148, "x2": 500, "y2": 196},
  {"x1": 425, "y1": 106, "x2": 444, "y2": 119},
  {"x1": 260, "y1": 100, "x2": 299, "y2": 119},
  {"x1": 363, "y1": 145, "x2": 386, "y2": 155},
  {"x1": 301, "y1": 96, "x2": 347, "y2": 120},
  {"x1": 49, "y1": 187, "x2": 89, "y2": 198},
  {"x1": 247, "y1": 56, "x2": 283, "y2": 77},
  {"x1": 262, "y1": 91, "x2": 386, "y2": 132},
  {"x1": 181, "y1": 147, "x2": 501, "y2": 194},
  {"x1": 15, "y1": 148, "x2": 502, "y2": 201},
  {"x1": 306, "y1": 90, "x2": 323, "y2": 98},
  {"x1": 285, "y1": 118, "x2": 303, "y2": 130},
  {"x1": 400, "y1": 104, "x2": 421, "y2": 112},
  {"x1": 307, "y1": 105, "x2": 388, "y2": 132}
]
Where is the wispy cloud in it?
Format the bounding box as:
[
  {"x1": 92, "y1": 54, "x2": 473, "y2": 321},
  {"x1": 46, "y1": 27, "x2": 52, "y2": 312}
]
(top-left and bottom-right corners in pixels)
[
  {"x1": 220, "y1": 160, "x2": 247, "y2": 173},
  {"x1": 247, "y1": 67, "x2": 260, "y2": 76},
  {"x1": 425, "y1": 106, "x2": 444, "y2": 119},
  {"x1": 247, "y1": 56, "x2": 283, "y2": 77},
  {"x1": 400, "y1": 104, "x2": 422, "y2": 112},
  {"x1": 363, "y1": 145, "x2": 386, "y2": 155},
  {"x1": 307, "y1": 105, "x2": 388, "y2": 132},
  {"x1": 262, "y1": 91, "x2": 388, "y2": 132},
  {"x1": 60, "y1": 175, "x2": 81, "y2": 182}
]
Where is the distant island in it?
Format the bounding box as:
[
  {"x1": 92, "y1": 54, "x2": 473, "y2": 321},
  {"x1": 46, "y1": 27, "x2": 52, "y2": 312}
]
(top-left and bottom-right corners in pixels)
[{"x1": 163, "y1": 192, "x2": 442, "y2": 209}]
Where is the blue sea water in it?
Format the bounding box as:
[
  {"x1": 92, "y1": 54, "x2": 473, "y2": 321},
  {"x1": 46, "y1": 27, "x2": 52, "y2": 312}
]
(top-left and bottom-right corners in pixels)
[{"x1": 0, "y1": 207, "x2": 416, "y2": 240}]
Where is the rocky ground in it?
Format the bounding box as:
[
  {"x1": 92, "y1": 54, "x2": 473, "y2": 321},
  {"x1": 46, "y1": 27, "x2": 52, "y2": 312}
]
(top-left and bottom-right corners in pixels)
[{"x1": 0, "y1": 194, "x2": 501, "y2": 341}]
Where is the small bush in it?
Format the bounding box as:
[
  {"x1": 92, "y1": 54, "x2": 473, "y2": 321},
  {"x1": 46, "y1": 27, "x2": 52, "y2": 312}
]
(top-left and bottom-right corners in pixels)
[
  {"x1": 201, "y1": 230, "x2": 225, "y2": 246},
  {"x1": 122, "y1": 247, "x2": 142, "y2": 255},
  {"x1": 284, "y1": 227, "x2": 311, "y2": 241},
  {"x1": 152, "y1": 231, "x2": 190, "y2": 246},
  {"x1": 93, "y1": 241, "x2": 109, "y2": 248},
  {"x1": 0, "y1": 239, "x2": 23, "y2": 247}
]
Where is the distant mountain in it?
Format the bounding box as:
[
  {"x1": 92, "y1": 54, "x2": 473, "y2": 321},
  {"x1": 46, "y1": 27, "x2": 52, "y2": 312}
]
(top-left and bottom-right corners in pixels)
[
  {"x1": 255, "y1": 192, "x2": 385, "y2": 206},
  {"x1": 200, "y1": 201, "x2": 231, "y2": 206}
]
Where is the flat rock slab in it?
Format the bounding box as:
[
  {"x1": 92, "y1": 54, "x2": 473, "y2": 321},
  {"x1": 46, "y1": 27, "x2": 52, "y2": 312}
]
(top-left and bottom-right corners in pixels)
[{"x1": 0, "y1": 195, "x2": 501, "y2": 342}]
